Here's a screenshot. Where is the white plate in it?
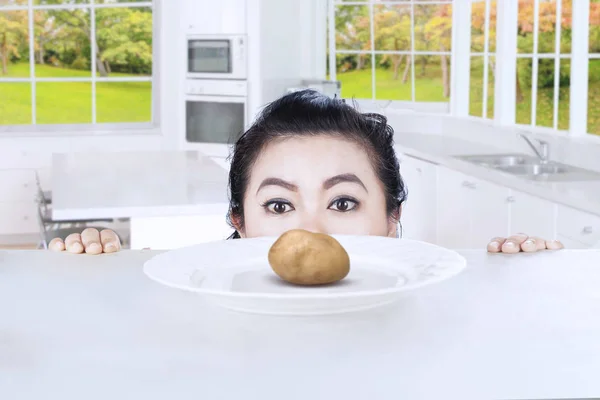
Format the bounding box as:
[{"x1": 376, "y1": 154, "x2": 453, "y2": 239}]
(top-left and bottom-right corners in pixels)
[{"x1": 143, "y1": 235, "x2": 466, "y2": 315}]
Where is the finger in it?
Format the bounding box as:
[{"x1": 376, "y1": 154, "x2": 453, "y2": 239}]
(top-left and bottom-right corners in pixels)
[
  {"x1": 81, "y1": 228, "x2": 102, "y2": 255},
  {"x1": 520, "y1": 237, "x2": 538, "y2": 253},
  {"x1": 501, "y1": 233, "x2": 528, "y2": 253},
  {"x1": 100, "y1": 229, "x2": 121, "y2": 253},
  {"x1": 48, "y1": 237, "x2": 65, "y2": 252},
  {"x1": 65, "y1": 233, "x2": 84, "y2": 254},
  {"x1": 545, "y1": 239, "x2": 564, "y2": 250},
  {"x1": 531, "y1": 236, "x2": 547, "y2": 250},
  {"x1": 487, "y1": 237, "x2": 506, "y2": 253}
]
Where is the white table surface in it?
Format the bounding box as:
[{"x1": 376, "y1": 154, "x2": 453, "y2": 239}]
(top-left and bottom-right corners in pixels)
[
  {"x1": 51, "y1": 151, "x2": 230, "y2": 220},
  {"x1": 2, "y1": 249, "x2": 600, "y2": 399}
]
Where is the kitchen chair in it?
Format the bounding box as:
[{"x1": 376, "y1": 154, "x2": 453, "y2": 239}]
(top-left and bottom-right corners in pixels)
[
  {"x1": 35, "y1": 194, "x2": 123, "y2": 250},
  {"x1": 34, "y1": 171, "x2": 113, "y2": 228},
  {"x1": 34, "y1": 172, "x2": 121, "y2": 249}
]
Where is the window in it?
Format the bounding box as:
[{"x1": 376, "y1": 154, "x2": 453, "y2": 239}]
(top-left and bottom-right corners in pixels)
[
  {"x1": 328, "y1": 0, "x2": 600, "y2": 138},
  {"x1": 328, "y1": 0, "x2": 453, "y2": 104},
  {"x1": 0, "y1": 0, "x2": 154, "y2": 130},
  {"x1": 589, "y1": 0, "x2": 600, "y2": 135},
  {"x1": 469, "y1": 0, "x2": 497, "y2": 119},
  {"x1": 514, "y1": 0, "x2": 572, "y2": 131}
]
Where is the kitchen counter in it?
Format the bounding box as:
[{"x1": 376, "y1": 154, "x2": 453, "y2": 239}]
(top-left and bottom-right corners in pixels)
[
  {"x1": 52, "y1": 151, "x2": 229, "y2": 220},
  {"x1": 2, "y1": 249, "x2": 599, "y2": 399},
  {"x1": 393, "y1": 132, "x2": 600, "y2": 217}
]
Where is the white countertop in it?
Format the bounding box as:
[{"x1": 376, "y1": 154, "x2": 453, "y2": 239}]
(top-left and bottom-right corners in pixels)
[
  {"x1": 51, "y1": 128, "x2": 600, "y2": 220},
  {"x1": 2, "y1": 249, "x2": 599, "y2": 399},
  {"x1": 394, "y1": 132, "x2": 600, "y2": 216},
  {"x1": 52, "y1": 151, "x2": 230, "y2": 220}
]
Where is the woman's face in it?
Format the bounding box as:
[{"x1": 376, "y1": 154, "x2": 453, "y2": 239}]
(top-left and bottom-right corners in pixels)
[{"x1": 237, "y1": 136, "x2": 398, "y2": 238}]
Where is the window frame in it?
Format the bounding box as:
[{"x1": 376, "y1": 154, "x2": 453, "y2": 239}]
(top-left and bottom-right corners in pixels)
[
  {"x1": 0, "y1": 0, "x2": 159, "y2": 136},
  {"x1": 328, "y1": 0, "x2": 453, "y2": 110},
  {"x1": 328, "y1": 0, "x2": 600, "y2": 141}
]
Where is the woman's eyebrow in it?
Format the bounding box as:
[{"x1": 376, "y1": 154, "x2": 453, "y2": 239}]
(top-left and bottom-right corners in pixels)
[
  {"x1": 323, "y1": 173, "x2": 368, "y2": 193},
  {"x1": 256, "y1": 178, "x2": 298, "y2": 194}
]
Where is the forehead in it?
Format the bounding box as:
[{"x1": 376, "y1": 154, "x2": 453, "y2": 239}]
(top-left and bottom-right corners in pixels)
[{"x1": 249, "y1": 136, "x2": 376, "y2": 182}]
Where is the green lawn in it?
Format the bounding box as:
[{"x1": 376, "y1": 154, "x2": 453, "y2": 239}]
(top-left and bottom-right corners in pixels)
[
  {"x1": 335, "y1": 62, "x2": 450, "y2": 103},
  {"x1": 0, "y1": 63, "x2": 151, "y2": 125},
  {"x1": 334, "y1": 60, "x2": 600, "y2": 135}
]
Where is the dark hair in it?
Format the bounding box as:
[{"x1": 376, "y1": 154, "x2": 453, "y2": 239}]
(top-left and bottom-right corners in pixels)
[{"x1": 225, "y1": 89, "x2": 407, "y2": 239}]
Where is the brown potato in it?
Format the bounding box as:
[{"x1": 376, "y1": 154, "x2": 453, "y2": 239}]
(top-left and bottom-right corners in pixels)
[{"x1": 268, "y1": 229, "x2": 350, "y2": 285}]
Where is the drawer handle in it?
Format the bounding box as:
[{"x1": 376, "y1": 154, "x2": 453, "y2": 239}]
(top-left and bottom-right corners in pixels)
[
  {"x1": 506, "y1": 196, "x2": 515, "y2": 203},
  {"x1": 462, "y1": 181, "x2": 476, "y2": 189},
  {"x1": 582, "y1": 226, "x2": 593, "y2": 235}
]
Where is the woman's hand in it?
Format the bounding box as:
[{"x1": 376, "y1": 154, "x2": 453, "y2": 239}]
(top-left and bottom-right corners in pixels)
[
  {"x1": 48, "y1": 228, "x2": 121, "y2": 254},
  {"x1": 487, "y1": 234, "x2": 564, "y2": 253}
]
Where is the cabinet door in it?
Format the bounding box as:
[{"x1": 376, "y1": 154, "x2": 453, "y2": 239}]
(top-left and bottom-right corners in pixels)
[
  {"x1": 185, "y1": 0, "x2": 247, "y2": 34},
  {"x1": 399, "y1": 156, "x2": 437, "y2": 243},
  {"x1": 557, "y1": 205, "x2": 600, "y2": 246},
  {"x1": 435, "y1": 168, "x2": 472, "y2": 249},
  {"x1": 509, "y1": 191, "x2": 557, "y2": 239},
  {"x1": 469, "y1": 178, "x2": 510, "y2": 249}
]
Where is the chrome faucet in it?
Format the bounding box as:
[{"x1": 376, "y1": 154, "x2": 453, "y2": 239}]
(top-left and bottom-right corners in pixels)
[{"x1": 519, "y1": 133, "x2": 549, "y2": 164}]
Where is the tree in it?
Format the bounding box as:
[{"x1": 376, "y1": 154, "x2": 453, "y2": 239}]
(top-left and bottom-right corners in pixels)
[
  {"x1": 0, "y1": 10, "x2": 27, "y2": 75},
  {"x1": 373, "y1": 5, "x2": 411, "y2": 81},
  {"x1": 424, "y1": 4, "x2": 453, "y2": 97},
  {"x1": 335, "y1": 6, "x2": 370, "y2": 70},
  {"x1": 96, "y1": 8, "x2": 153, "y2": 75}
]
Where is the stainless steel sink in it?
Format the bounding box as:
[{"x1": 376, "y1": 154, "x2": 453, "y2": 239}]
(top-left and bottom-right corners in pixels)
[
  {"x1": 455, "y1": 153, "x2": 539, "y2": 167},
  {"x1": 454, "y1": 153, "x2": 600, "y2": 182},
  {"x1": 495, "y1": 164, "x2": 568, "y2": 175}
]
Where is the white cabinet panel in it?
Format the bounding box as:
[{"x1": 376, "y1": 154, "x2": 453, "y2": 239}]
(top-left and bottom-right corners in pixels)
[
  {"x1": 556, "y1": 234, "x2": 589, "y2": 249},
  {"x1": 399, "y1": 156, "x2": 437, "y2": 243},
  {"x1": 0, "y1": 202, "x2": 38, "y2": 235},
  {"x1": 509, "y1": 192, "x2": 557, "y2": 239},
  {"x1": 557, "y1": 205, "x2": 600, "y2": 246},
  {"x1": 0, "y1": 169, "x2": 37, "y2": 203},
  {"x1": 130, "y1": 215, "x2": 233, "y2": 250},
  {"x1": 436, "y1": 168, "x2": 472, "y2": 249},
  {"x1": 436, "y1": 167, "x2": 510, "y2": 249},
  {"x1": 470, "y1": 179, "x2": 510, "y2": 249},
  {"x1": 184, "y1": 0, "x2": 247, "y2": 34}
]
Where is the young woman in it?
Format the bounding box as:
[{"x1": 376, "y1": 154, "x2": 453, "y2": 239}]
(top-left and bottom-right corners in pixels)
[{"x1": 49, "y1": 90, "x2": 563, "y2": 255}]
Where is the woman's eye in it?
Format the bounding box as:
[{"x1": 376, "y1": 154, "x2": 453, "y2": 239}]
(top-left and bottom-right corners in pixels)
[
  {"x1": 329, "y1": 198, "x2": 358, "y2": 212},
  {"x1": 265, "y1": 201, "x2": 294, "y2": 214}
]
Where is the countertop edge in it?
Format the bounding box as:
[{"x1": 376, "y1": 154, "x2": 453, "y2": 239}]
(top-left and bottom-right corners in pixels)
[{"x1": 395, "y1": 143, "x2": 600, "y2": 218}]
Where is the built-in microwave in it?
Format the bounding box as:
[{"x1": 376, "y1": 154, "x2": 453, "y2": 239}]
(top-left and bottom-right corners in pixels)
[{"x1": 187, "y1": 34, "x2": 247, "y2": 80}]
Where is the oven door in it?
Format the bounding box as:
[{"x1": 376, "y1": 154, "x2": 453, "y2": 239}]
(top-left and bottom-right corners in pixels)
[
  {"x1": 187, "y1": 35, "x2": 246, "y2": 80},
  {"x1": 185, "y1": 95, "x2": 247, "y2": 149}
]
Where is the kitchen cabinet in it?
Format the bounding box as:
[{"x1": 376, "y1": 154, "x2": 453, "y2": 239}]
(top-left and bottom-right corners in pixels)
[
  {"x1": 0, "y1": 202, "x2": 38, "y2": 235},
  {"x1": 436, "y1": 167, "x2": 510, "y2": 249},
  {"x1": 0, "y1": 168, "x2": 39, "y2": 235},
  {"x1": 436, "y1": 168, "x2": 472, "y2": 248},
  {"x1": 469, "y1": 177, "x2": 511, "y2": 248},
  {"x1": 399, "y1": 155, "x2": 437, "y2": 243},
  {"x1": 557, "y1": 205, "x2": 600, "y2": 247},
  {"x1": 509, "y1": 192, "x2": 557, "y2": 239},
  {"x1": 130, "y1": 214, "x2": 234, "y2": 250},
  {"x1": 184, "y1": 0, "x2": 247, "y2": 34}
]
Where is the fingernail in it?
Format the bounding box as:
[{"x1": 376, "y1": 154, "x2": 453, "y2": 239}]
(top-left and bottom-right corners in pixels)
[
  {"x1": 68, "y1": 242, "x2": 83, "y2": 253},
  {"x1": 86, "y1": 243, "x2": 102, "y2": 254},
  {"x1": 504, "y1": 241, "x2": 515, "y2": 248},
  {"x1": 524, "y1": 239, "x2": 534, "y2": 245},
  {"x1": 490, "y1": 241, "x2": 499, "y2": 246},
  {"x1": 105, "y1": 243, "x2": 116, "y2": 252}
]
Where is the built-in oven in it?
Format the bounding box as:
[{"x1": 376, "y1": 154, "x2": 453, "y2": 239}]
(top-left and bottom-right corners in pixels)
[
  {"x1": 187, "y1": 34, "x2": 247, "y2": 80},
  {"x1": 184, "y1": 79, "x2": 248, "y2": 157}
]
